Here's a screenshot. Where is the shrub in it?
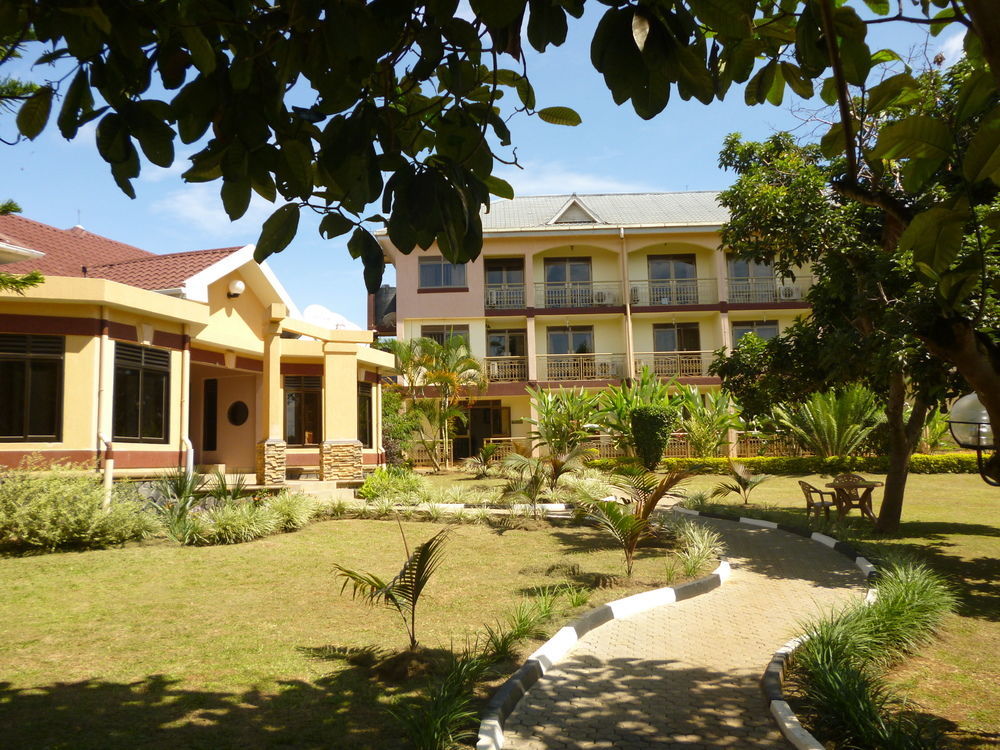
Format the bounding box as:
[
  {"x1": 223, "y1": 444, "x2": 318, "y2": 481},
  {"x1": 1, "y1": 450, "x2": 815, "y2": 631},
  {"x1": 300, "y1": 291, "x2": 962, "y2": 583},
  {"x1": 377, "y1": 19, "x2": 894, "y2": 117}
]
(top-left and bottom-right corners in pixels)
[
  {"x1": 655, "y1": 453, "x2": 979, "y2": 475},
  {"x1": 631, "y1": 404, "x2": 679, "y2": 470},
  {"x1": 772, "y1": 385, "x2": 884, "y2": 458},
  {"x1": 357, "y1": 466, "x2": 426, "y2": 502},
  {"x1": 790, "y1": 559, "x2": 955, "y2": 748},
  {"x1": 266, "y1": 490, "x2": 320, "y2": 531},
  {"x1": 0, "y1": 463, "x2": 158, "y2": 551},
  {"x1": 194, "y1": 502, "x2": 280, "y2": 545}
]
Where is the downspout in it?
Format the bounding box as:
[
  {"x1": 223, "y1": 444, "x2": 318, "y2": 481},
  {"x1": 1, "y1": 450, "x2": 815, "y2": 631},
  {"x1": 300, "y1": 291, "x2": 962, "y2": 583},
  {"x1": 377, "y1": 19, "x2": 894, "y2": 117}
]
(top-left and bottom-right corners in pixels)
[
  {"x1": 619, "y1": 227, "x2": 636, "y2": 380},
  {"x1": 180, "y1": 325, "x2": 194, "y2": 477},
  {"x1": 96, "y1": 307, "x2": 113, "y2": 507}
]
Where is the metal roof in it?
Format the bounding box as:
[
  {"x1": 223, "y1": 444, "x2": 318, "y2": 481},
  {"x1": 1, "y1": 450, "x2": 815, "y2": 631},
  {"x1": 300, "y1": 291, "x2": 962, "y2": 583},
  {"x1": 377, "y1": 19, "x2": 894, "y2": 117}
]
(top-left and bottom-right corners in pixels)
[{"x1": 480, "y1": 191, "x2": 726, "y2": 232}]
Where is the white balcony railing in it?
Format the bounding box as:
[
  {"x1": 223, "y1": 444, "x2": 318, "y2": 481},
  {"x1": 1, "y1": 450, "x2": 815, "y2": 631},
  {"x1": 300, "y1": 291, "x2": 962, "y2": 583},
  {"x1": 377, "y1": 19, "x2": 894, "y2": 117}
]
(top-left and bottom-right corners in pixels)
[
  {"x1": 484, "y1": 356, "x2": 529, "y2": 382},
  {"x1": 628, "y1": 278, "x2": 717, "y2": 306},
  {"x1": 727, "y1": 276, "x2": 813, "y2": 304},
  {"x1": 537, "y1": 353, "x2": 626, "y2": 381},
  {"x1": 484, "y1": 283, "x2": 525, "y2": 310},
  {"x1": 633, "y1": 351, "x2": 714, "y2": 378},
  {"x1": 535, "y1": 281, "x2": 623, "y2": 309}
]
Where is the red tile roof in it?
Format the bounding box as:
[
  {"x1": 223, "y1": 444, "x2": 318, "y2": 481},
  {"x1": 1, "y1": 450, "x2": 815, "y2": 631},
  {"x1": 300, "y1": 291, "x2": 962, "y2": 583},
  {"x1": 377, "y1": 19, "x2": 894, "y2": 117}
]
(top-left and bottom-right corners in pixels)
[
  {"x1": 85, "y1": 246, "x2": 243, "y2": 290},
  {"x1": 0, "y1": 214, "x2": 244, "y2": 291},
  {"x1": 0, "y1": 214, "x2": 153, "y2": 277}
]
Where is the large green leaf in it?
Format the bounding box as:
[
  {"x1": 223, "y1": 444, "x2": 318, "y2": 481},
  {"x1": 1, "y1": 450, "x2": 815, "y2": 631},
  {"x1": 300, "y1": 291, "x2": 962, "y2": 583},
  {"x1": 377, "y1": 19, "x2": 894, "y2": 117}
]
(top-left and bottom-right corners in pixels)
[
  {"x1": 871, "y1": 115, "x2": 952, "y2": 161},
  {"x1": 16, "y1": 86, "x2": 53, "y2": 141},
  {"x1": 687, "y1": 0, "x2": 752, "y2": 39},
  {"x1": 899, "y1": 202, "x2": 971, "y2": 277},
  {"x1": 536, "y1": 106, "x2": 582, "y2": 126},
  {"x1": 221, "y1": 178, "x2": 252, "y2": 221},
  {"x1": 961, "y1": 110, "x2": 1000, "y2": 185},
  {"x1": 865, "y1": 73, "x2": 918, "y2": 114},
  {"x1": 254, "y1": 204, "x2": 300, "y2": 261},
  {"x1": 347, "y1": 227, "x2": 386, "y2": 293}
]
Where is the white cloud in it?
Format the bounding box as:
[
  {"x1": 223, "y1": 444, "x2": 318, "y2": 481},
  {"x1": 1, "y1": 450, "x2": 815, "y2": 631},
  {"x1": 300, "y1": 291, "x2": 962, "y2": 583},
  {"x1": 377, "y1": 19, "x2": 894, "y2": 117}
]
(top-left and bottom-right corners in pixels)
[
  {"x1": 938, "y1": 30, "x2": 966, "y2": 66},
  {"x1": 150, "y1": 182, "x2": 276, "y2": 242},
  {"x1": 495, "y1": 160, "x2": 657, "y2": 196},
  {"x1": 139, "y1": 150, "x2": 192, "y2": 183}
]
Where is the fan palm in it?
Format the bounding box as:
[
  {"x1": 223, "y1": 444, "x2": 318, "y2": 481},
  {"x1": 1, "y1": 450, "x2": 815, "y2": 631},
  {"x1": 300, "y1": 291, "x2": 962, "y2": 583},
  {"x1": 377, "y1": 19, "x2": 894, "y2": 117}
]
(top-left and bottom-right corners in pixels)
[
  {"x1": 333, "y1": 526, "x2": 450, "y2": 651},
  {"x1": 711, "y1": 461, "x2": 773, "y2": 505}
]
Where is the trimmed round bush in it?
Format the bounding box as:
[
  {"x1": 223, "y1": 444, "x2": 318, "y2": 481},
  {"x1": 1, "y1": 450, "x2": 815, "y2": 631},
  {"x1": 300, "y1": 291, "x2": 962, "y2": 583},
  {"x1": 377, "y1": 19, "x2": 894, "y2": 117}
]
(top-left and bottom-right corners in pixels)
[{"x1": 630, "y1": 405, "x2": 679, "y2": 470}]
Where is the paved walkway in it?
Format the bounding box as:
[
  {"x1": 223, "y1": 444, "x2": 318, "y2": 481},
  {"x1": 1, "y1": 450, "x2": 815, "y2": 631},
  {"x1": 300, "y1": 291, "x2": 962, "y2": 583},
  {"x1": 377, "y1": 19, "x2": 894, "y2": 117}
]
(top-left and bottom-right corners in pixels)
[{"x1": 502, "y1": 517, "x2": 866, "y2": 749}]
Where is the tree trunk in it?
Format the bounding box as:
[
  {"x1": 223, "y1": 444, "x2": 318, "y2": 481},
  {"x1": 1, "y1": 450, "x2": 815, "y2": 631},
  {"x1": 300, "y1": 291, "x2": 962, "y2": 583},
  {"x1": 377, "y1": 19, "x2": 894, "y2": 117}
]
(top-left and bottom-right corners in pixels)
[
  {"x1": 876, "y1": 372, "x2": 929, "y2": 533},
  {"x1": 964, "y1": 0, "x2": 1000, "y2": 87}
]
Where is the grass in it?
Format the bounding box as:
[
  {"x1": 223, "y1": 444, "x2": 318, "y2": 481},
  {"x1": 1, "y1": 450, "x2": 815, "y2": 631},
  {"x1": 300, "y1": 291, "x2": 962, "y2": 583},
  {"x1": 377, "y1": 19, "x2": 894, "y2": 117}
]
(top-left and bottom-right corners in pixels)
[
  {"x1": 0, "y1": 516, "x2": 701, "y2": 749},
  {"x1": 682, "y1": 472, "x2": 999, "y2": 749}
]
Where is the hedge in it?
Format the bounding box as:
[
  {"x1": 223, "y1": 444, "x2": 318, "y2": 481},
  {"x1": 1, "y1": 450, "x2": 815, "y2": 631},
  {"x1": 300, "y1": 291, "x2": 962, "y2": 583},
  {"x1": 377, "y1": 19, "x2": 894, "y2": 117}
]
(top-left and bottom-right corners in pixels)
[{"x1": 588, "y1": 453, "x2": 979, "y2": 475}]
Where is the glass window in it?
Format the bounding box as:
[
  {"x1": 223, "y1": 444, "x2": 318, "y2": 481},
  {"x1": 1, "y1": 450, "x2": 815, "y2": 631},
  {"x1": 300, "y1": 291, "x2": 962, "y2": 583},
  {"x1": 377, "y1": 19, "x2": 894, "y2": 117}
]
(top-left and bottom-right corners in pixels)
[
  {"x1": 0, "y1": 334, "x2": 63, "y2": 441},
  {"x1": 547, "y1": 326, "x2": 594, "y2": 354},
  {"x1": 113, "y1": 343, "x2": 170, "y2": 442},
  {"x1": 285, "y1": 376, "x2": 321, "y2": 445},
  {"x1": 653, "y1": 323, "x2": 701, "y2": 352},
  {"x1": 487, "y1": 330, "x2": 526, "y2": 357},
  {"x1": 727, "y1": 254, "x2": 773, "y2": 278},
  {"x1": 732, "y1": 320, "x2": 780, "y2": 343},
  {"x1": 358, "y1": 383, "x2": 373, "y2": 449},
  {"x1": 648, "y1": 254, "x2": 697, "y2": 280},
  {"x1": 544, "y1": 258, "x2": 592, "y2": 283},
  {"x1": 419, "y1": 257, "x2": 467, "y2": 288},
  {"x1": 485, "y1": 259, "x2": 524, "y2": 285},
  {"x1": 420, "y1": 325, "x2": 470, "y2": 346}
]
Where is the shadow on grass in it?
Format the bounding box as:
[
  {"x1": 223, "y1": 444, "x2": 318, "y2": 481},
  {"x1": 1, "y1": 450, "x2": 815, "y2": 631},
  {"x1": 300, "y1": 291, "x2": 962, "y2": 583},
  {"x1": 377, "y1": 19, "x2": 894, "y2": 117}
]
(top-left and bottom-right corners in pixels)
[{"x1": 0, "y1": 667, "x2": 413, "y2": 750}]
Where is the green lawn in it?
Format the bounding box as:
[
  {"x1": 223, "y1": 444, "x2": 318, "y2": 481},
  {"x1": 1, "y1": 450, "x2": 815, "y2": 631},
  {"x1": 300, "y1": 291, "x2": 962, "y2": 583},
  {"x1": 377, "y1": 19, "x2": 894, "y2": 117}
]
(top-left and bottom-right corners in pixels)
[
  {"x1": 0, "y1": 517, "x2": 691, "y2": 749},
  {"x1": 683, "y1": 472, "x2": 999, "y2": 749}
]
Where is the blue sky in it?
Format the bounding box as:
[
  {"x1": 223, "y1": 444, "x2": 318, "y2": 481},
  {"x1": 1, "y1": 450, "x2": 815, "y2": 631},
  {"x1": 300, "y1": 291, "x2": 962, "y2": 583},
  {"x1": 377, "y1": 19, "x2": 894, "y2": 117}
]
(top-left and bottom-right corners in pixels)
[{"x1": 3, "y1": 9, "x2": 962, "y2": 328}]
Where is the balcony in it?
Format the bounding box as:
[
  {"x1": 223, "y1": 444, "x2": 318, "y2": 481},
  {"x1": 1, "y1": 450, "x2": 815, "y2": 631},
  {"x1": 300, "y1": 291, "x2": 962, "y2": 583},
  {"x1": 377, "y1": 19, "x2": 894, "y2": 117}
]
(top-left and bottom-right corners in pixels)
[
  {"x1": 535, "y1": 281, "x2": 623, "y2": 309},
  {"x1": 484, "y1": 356, "x2": 529, "y2": 382},
  {"x1": 484, "y1": 283, "x2": 525, "y2": 310},
  {"x1": 634, "y1": 351, "x2": 714, "y2": 378},
  {"x1": 628, "y1": 278, "x2": 718, "y2": 306},
  {"x1": 727, "y1": 276, "x2": 812, "y2": 305},
  {"x1": 537, "y1": 353, "x2": 626, "y2": 381}
]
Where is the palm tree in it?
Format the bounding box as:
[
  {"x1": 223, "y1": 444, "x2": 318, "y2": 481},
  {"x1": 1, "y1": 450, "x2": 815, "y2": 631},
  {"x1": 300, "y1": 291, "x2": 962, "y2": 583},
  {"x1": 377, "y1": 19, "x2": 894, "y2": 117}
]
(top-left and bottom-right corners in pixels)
[
  {"x1": 772, "y1": 385, "x2": 884, "y2": 458},
  {"x1": 711, "y1": 461, "x2": 772, "y2": 505},
  {"x1": 584, "y1": 466, "x2": 691, "y2": 577},
  {"x1": 461, "y1": 443, "x2": 499, "y2": 478},
  {"x1": 333, "y1": 526, "x2": 450, "y2": 651}
]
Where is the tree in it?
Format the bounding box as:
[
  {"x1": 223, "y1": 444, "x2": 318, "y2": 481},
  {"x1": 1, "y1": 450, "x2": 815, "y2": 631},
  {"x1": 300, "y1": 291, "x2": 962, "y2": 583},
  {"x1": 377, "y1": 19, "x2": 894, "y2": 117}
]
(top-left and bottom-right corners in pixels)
[
  {"x1": 0, "y1": 199, "x2": 43, "y2": 293},
  {"x1": 5, "y1": 0, "x2": 1000, "y2": 465},
  {"x1": 630, "y1": 403, "x2": 678, "y2": 470},
  {"x1": 675, "y1": 385, "x2": 742, "y2": 458}
]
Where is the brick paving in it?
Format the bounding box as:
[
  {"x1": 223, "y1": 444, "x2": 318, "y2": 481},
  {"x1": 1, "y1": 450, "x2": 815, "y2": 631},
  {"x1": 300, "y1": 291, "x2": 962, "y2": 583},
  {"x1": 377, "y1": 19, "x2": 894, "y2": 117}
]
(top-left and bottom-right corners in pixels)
[{"x1": 502, "y1": 517, "x2": 866, "y2": 749}]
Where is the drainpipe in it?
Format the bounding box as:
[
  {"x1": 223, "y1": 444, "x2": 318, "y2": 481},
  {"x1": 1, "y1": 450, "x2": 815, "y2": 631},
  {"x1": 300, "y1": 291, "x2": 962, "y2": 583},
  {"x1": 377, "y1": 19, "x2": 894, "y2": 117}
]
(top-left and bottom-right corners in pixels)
[
  {"x1": 99, "y1": 432, "x2": 113, "y2": 507},
  {"x1": 180, "y1": 325, "x2": 194, "y2": 477}
]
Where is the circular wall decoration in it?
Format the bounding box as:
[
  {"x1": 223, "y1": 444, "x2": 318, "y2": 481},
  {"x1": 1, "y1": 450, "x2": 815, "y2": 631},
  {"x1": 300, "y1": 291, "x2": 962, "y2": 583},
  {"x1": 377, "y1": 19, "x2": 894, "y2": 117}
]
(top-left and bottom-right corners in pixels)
[{"x1": 227, "y1": 401, "x2": 249, "y2": 426}]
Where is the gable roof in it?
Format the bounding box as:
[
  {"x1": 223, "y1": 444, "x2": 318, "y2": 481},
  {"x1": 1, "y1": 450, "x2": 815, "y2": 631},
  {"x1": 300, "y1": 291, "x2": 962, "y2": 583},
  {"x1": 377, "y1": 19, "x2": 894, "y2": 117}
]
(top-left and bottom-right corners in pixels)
[
  {"x1": 481, "y1": 191, "x2": 727, "y2": 232},
  {"x1": 85, "y1": 246, "x2": 244, "y2": 291},
  {"x1": 0, "y1": 214, "x2": 153, "y2": 276}
]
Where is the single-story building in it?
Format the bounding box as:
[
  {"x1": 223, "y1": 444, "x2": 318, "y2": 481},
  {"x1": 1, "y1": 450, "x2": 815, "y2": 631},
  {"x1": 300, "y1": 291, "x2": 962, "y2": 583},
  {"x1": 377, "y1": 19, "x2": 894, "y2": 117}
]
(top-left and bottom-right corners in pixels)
[{"x1": 0, "y1": 214, "x2": 392, "y2": 484}]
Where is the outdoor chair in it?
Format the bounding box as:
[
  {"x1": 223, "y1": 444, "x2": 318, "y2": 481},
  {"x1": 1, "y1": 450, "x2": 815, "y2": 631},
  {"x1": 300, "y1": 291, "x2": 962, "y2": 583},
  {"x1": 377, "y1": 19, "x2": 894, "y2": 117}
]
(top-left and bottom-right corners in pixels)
[{"x1": 798, "y1": 480, "x2": 836, "y2": 520}]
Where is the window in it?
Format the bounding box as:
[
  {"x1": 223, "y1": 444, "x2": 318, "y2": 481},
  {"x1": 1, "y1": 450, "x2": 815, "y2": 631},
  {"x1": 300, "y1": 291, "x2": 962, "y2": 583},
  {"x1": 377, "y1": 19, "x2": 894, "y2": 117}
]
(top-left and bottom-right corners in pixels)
[
  {"x1": 649, "y1": 254, "x2": 697, "y2": 280},
  {"x1": 113, "y1": 343, "x2": 170, "y2": 442},
  {"x1": 487, "y1": 330, "x2": 526, "y2": 357},
  {"x1": 358, "y1": 383, "x2": 373, "y2": 449},
  {"x1": 0, "y1": 334, "x2": 63, "y2": 441},
  {"x1": 727, "y1": 254, "x2": 773, "y2": 279},
  {"x1": 285, "y1": 375, "x2": 321, "y2": 446},
  {"x1": 732, "y1": 320, "x2": 780, "y2": 343},
  {"x1": 484, "y1": 259, "x2": 524, "y2": 285},
  {"x1": 547, "y1": 326, "x2": 594, "y2": 355},
  {"x1": 419, "y1": 257, "x2": 467, "y2": 289},
  {"x1": 544, "y1": 257, "x2": 592, "y2": 284},
  {"x1": 653, "y1": 323, "x2": 701, "y2": 352},
  {"x1": 420, "y1": 325, "x2": 470, "y2": 346}
]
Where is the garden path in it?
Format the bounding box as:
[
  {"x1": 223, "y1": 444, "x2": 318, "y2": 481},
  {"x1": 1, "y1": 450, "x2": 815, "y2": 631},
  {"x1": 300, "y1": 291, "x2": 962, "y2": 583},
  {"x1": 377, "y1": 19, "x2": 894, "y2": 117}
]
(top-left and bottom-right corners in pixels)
[{"x1": 501, "y1": 516, "x2": 866, "y2": 749}]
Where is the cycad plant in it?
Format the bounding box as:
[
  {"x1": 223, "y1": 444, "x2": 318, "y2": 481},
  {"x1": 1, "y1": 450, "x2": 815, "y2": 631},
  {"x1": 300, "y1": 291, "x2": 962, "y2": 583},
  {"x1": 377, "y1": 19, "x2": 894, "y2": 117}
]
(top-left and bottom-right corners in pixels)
[
  {"x1": 152, "y1": 467, "x2": 205, "y2": 543},
  {"x1": 772, "y1": 385, "x2": 884, "y2": 458},
  {"x1": 333, "y1": 526, "x2": 450, "y2": 651},
  {"x1": 598, "y1": 367, "x2": 675, "y2": 454},
  {"x1": 461, "y1": 443, "x2": 499, "y2": 478},
  {"x1": 585, "y1": 466, "x2": 690, "y2": 576},
  {"x1": 675, "y1": 385, "x2": 743, "y2": 457},
  {"x1": 711, "y1": 461, "x2": 773, "y2": 505}
]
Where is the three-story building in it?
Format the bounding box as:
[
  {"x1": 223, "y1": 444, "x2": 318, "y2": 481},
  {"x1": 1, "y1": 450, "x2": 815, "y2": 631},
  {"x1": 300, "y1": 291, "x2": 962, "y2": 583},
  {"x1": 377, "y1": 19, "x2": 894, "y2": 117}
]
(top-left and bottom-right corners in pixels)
[{"x1": 373, "y1": 192, "x2": 811, "y2": 460}]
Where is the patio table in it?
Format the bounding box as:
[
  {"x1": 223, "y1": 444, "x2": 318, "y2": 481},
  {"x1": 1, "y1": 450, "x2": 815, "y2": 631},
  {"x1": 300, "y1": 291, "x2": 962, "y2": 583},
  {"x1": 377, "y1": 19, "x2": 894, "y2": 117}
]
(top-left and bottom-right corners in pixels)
[{"x1": 825, "y1": 477, "x2": 882, "y2": 522}]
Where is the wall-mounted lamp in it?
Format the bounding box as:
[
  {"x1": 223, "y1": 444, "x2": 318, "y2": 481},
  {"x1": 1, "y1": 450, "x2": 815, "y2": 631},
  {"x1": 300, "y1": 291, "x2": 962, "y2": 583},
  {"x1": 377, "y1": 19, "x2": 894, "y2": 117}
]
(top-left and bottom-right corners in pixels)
[
  {"x1": 947, "y1": 392, "x2": 998, "y2": 486},
  {"x1": 227, "y1": 279, "x2": 246, "y2": 298}
]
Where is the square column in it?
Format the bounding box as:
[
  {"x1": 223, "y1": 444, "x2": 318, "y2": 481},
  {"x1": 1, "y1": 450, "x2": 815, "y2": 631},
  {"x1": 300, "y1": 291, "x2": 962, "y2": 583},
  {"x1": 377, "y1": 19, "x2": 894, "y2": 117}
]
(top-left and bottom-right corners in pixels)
[
  {"x1": 320, "y1": 341, "x2": 363, "y2": 480},
  {"x1": 256, "y1": 309, "x2": 286, "y2": 485}
]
